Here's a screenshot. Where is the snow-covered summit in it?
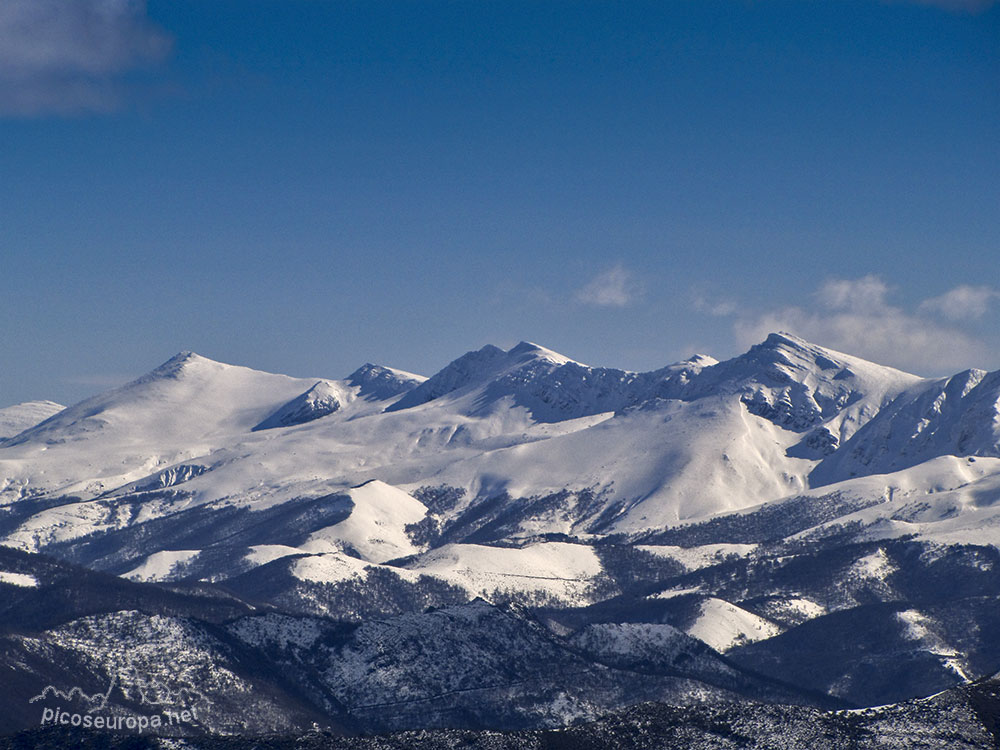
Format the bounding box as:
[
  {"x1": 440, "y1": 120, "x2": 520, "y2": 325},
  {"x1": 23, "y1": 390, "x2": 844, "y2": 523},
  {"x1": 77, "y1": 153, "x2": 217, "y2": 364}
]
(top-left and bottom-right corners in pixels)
[
  {"x1": 506, "y1": 340, "x2": 576, "y2": 366},
  {"x1": 690, "y1": 331, "x2": 922, "y2": 445},
  {"x1": 348, "y1": 363, "x2": 426, "y2": 401},
  {"x1": 386, "y1": 342, "x2": 567, "y2": 412},
  {"x1": 388, "y1": 341, "x2": 720, "y2": 423},
  {"x1": 5, "y1": 351, "x2": 319, "y2": 447}
]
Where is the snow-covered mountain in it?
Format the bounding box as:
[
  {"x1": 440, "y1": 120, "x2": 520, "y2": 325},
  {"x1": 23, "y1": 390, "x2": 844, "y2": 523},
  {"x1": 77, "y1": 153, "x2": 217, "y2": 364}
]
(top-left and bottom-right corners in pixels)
[
  {"x1": 0, "y1": 334, "x2": 918, "y2": 526},
  {"x1": 2, "y1": 333, "x2": 1000, "y2": 742},
  {"x1": 2, "y1": 334, "x2": 999, "y2": 599}
]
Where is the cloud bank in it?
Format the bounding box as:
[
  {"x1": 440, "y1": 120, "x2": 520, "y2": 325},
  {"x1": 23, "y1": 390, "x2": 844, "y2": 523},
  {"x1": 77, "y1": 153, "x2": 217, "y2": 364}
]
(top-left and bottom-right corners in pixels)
[
  {"x1": 724, "y1": 275, "x2": 997, "y2": 375},
  {"x1": 919, "y1": 285, "x2": 999, "y2": 321},
  {"x1": 0, "y1": 0, "x2": 171, "y2": 116}
]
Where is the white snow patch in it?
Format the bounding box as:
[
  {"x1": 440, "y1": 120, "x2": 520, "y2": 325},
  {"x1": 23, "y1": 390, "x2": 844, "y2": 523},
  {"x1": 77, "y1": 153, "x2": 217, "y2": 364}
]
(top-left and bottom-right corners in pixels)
[
  {"x1": 291, "y1": 552, "x2": 371, "y2": 584},
  {"x1": 771, "y1": 597, "x2": 827, "y2": 620},
  {"x1": 125, "y1": 550, "x2": 200, "y2": 582},
  {"x1": 649, "y1": 586, "x2": 703, "y2": 600},
  {"x1": 637, "y1": 543, "x2": 758, "y2": 571},
  {"x1": 0, "y1": 570, "x2": 38, "y2": 587},
  {"x1": 245, "y1": 544, "x2": 304, "y2": 566},
  {"x1": 685, "y1": 598, "x2": 782, "y2": 652},
  {"x1": 851, "y1": 548, "x2": 897, "y2": 582},
  {"x1": 407, "y1": 542, "x2": 602, "y2": 604},
  {"x1": 896, "y1": 608, "x2": 934, "y2": 641}
]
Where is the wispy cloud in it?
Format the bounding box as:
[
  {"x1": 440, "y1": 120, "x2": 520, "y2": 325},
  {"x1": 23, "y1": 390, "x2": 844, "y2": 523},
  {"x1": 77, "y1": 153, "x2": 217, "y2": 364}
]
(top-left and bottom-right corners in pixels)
[
  {"x1": 0, "y1": 0, "x2": 171, "y2": 116},
  {"x1": 814, "y1": 275, "x2": 890, "y2": 313},
  {"x1": 574, "y1": 264, "x2": 642, "y2": 308},
  {"x1": 692, "y1": 292, "x2": 738, "y2": 318},
  {"x1": 919, "y1": 285, "x2": 998, "y2": 321},
  {"x1": 729, "y1": 275, "x2": 994, "y2": 375}
]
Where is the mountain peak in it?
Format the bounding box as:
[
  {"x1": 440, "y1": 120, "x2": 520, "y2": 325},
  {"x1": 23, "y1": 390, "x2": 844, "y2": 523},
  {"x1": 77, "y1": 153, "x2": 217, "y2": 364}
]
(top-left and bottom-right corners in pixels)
[
  {"x1": 162, "y1": 350, "x2": 206, "y2": 366},
  {"x1": 348, "y1": 363, "x2": 426, "y2": 401},
  {"x1": 508, "y1": 341, "x2": 575, "y2": 366},
  {"x1": 677, "y1": 332, "x2": 924, "y2": 435},
  {"x1": 509, "y1": 341, "x2": 540, "y2": 353},
  {"x1": 147, "y1": 351, "x2": 219, "y2": 380},
  {"x1": 385, "y1": 341, "x2": 579, "y2": 414},
  {"x1": 385, "y1": 345, "x2": 513, "y2": 412},
  {"x1": 683, "y1": 353, "x2": 719, "y2": 368},
  {"x1": 763, "y1": 331, "x2": 807, "y2": 347},
  {"x1": 742, "y1": 332, "x2": 869, "y2": 376},
  {"x1": 751, "y1": 332, "x2": 920, "y2": 380},
  {"x1": 754, "y1": 332, "x2": 840, "y2": 363},
  {"x1": 4, "y1": 350, "x2": 325, "y2": 452}
]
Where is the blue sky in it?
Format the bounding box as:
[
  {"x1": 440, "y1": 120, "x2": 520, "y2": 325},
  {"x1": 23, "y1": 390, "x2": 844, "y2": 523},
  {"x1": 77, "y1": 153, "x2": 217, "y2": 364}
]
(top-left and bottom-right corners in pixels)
[{"x1": 1, "y1": 0, "x2": 998, "y2": 406}]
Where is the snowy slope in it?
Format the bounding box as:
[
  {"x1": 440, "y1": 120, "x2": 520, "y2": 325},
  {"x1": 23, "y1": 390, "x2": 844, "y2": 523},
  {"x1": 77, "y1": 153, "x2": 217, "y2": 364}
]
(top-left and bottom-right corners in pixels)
[
  {"x1": 300, "y1": 480, "x2": 428, "y2": 563},
  {"x1": 795, "y1": 455, "x2": 1000, "y2": 549},
  {"x1": 347, "y1": 362, "x2": 426, "y2": 400},
  {"x1": 685, "y1": 597, "x2": 783, "y2": 652},
  {"x1": 0, "y1": 352, "x2": 419, "y2": 506},
  {"x1": 811, "y1": 368, "x2": 1000, "y2": 485},
  {"x1": 0, "y1": 401, "x2": 64, "y2": 440},
  {"x1": 402, "y1": 541, "x2": 602, "y2": 602},
  {"x1": 0, "y1": 353, "x2": 323, "y2": 502}
]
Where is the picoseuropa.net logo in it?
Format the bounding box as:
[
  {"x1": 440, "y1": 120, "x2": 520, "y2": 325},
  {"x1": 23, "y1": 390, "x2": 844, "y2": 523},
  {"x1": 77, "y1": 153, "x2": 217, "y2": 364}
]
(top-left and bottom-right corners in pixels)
[{"x1": 30, "y1": 673, "x2": 210, "y2": 733}]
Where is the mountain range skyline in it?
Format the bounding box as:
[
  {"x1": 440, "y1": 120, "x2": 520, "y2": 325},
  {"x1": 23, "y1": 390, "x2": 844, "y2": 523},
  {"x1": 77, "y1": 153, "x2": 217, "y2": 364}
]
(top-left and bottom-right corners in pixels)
[{"x1": 5, "y1": 303, "x2": 1000, "y2": 410}]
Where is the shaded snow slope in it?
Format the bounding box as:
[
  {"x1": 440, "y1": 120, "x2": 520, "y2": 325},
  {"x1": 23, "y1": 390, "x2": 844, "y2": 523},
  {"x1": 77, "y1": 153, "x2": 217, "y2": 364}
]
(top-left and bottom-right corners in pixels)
[
  {"x1": 253, "y1": 380, "x2": 348, "y2": 431},
  {"x1": 0, "y1": 401, "x2": 64, "y2": 440},
  {"x1": 685, "y1": 597, "x2": 783, "y2": 652}
]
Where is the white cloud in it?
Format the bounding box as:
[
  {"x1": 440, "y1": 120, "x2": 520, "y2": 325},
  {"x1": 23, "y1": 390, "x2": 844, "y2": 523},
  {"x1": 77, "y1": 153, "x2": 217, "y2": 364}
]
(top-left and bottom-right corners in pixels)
[
  {"x1": 692, "y1": 293, "x2": 738, "y2": 318},
  {"x1": 919, "y1": 285, "x2": 998, "y2": 321},
  {"x1": 733, "y1": 275, "x2": 993, "y2": 375},
  {"x1": 575, "y1": 264, "x2": 641, "y2": 308},
  {"x1": 815, "y1": 275, "x2": 889, "y2": 312},
  {"x1": 0, "y1": 0, "x2": 171, "y2": 116}
]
